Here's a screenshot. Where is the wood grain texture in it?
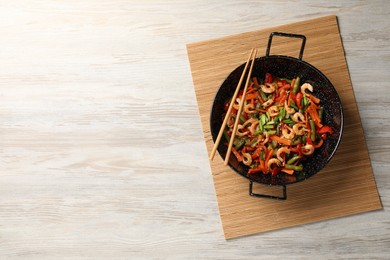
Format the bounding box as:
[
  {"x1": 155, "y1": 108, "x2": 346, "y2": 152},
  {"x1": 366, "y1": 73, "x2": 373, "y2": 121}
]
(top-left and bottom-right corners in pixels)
[
  {"x1": 187, "y1": 15, "x2": 382, "y2": 239},
  {"x1": 0, "y1": 0, "x2": 389, "y2": 259}
]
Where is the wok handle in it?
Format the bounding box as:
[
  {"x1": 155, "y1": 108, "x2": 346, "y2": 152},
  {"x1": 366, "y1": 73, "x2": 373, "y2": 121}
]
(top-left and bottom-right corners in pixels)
[
  {"x1": 249, "y1": 181, "x2": 287, "y2": 200},
  {"x1": 266, "y1": 32, "x2": 306, "y2": 60}
]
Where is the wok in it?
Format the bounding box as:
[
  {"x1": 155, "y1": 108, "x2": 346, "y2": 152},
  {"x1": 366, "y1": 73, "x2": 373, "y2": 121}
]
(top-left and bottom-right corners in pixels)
[{"x1": 210, "y1": 32, "x2": 343, "y2": 200}]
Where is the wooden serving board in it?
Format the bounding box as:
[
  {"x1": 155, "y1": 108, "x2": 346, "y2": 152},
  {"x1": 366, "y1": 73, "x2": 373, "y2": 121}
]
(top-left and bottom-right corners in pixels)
[{"x1": 186, "y1": 16, "x2": 382, "y2": 239}]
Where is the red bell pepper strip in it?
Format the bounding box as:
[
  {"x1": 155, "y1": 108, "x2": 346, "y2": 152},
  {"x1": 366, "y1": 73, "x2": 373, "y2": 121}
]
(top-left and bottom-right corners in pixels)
[
  {"x1": 264, "y1": 148, "x2": 274, "y2": 172},
  {"x1": 265, "y1": 73, "x2": 273, "y2": 84},
  {"x1": 251, "y1": 147, "x2": 261, "y2": 160},
  {"x1": 231, "y1": 147, "x2": 243, "y2": 162},
  {"x1": 318, "y1": 125, "x2": 333, "y2": 134},
  {"x1": 309, "y1": 94, "x2": 321, "y2": 104},
  {"x1": 306, "y1": 135, "x2": 313, "y2": 145},
  {"x1": 287, "y1": 92, "x2": 295, "y2": 107},
  {"x1": 307, "y1": 103, "x2": 323, "y2": 128},
  {"x1": 295, "y1": 92, "x2": 303, "y2": 109},
  {"x1": 275, "y1": 90, "x2": 287, "y2": 104},
  {"x1": 290, "y1": 143, "x2": 303, "y2": 156},
  {"x1": 248, "y1": 167, "x2": 262, "y2": 175},
  {"x1": 272, "y1": 167, "x2": 281, "y2": 176},
  {"x1": 248, "y1": 159, "x2": 265, "y2": 174}
]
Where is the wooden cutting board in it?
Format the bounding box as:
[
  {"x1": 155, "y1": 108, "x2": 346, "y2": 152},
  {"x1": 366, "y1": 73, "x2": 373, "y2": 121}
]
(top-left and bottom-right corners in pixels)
[{"x1": 186, "y1": 15, "x2": 382, "y2": 239}]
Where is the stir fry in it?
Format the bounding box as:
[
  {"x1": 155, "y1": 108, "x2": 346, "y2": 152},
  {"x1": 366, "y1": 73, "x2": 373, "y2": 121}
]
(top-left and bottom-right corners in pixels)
[{"x1": 223, "y1": 73, "x2": 333, "y2": 176}]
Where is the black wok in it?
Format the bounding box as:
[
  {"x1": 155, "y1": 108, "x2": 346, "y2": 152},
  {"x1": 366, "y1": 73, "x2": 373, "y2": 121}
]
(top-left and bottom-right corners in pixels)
[{"x1": 210, "y1": 32, "x2": 343, "y2": 200}]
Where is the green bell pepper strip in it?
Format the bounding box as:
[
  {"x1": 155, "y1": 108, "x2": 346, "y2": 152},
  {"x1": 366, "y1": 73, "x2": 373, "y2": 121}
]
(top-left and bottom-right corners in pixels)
[
  {"x1": 286, "y1": 156, "x2": 302, "y2": 165},
  {"x1": 303, "y1": 93, "x2": 308, "y2": 108},
  {"x1": 290, "y1": 100, "x2": 299, "y2": 111},
  {"x1": 285, "y1": 164, "x2": 303, "y2": 171},
  {"x1": 318, "y1": 106, "x2": 324, "y2": 120},
  {"x1": 310, "y1": 119, "x2": 316, "y2": 142},
  {"x1": 292, "y1": 76, "x2": 301, "y2": 94},
  {"x1": 259, "y1": 89, "x2": 268, "y2": 101},
  {"x1": 234, "y1": 138, "x2": 245, "y2": 150},
  {"x1": 223, "y1": 128, "x2": 230, "y2": 143},
  {"x1": 239, "y1": 115, "x2": 246, "y2": 124}
]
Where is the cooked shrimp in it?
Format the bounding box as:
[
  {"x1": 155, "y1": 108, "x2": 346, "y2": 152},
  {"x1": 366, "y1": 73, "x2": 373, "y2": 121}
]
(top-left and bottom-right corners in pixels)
[
  {"x1": 292, "y1": 123, "x2": 306, "y2": 135},
  {"x1": 277, "y1": 147, "x2": 290, "y2": 163},
  {"x1": 222, "y1": 73, "x2": 332, "y2": 176},
  {"x1": 267, "y1": 105, "x2": 279, "y2": 117},
  {"x1": 282, "y1": 125, "x2": 295, "y2": 140},
  {"x1": 261, "y1": 83, "x2": 276, "y2": 93},
  {"x1": 249, "y1": 121, "x2": 259, "y2": 135},
  {"x1": 300, "y1": 83, "x2": 313, "y2": 95},
  {"x1": 243, "y1": 118, "x2": 259, "y2": 135},
  {"x1": 244, "y1": 103, "x2": 256, "y2": 114},
  {"x1": 284, "y1": 100, "x2": 295, "y2": 114},
  {"x1": 236, "y1": 125, "x2": 248, "y2": 137},
  {"x1": 261, "y1": 131, "x2": 269, "y2": 145},
  {"x1": 262, "y1": 98, "x2": 274, "y2": 108},
  {"x1": 301, "y1": 144, "x2": 314, "y2": 155},
  {"x1": 292, "y1": 112, "x2": 306, "y2": 123},
  {"x1": 242, "y1": 153, "x2": 252, "y2": 166},
  {"x1": 233, "y1": 98, "x2": 241, "y2": 110},
  {"x1": 268, "y1": 158, "x2": 282, "y2": 170}
]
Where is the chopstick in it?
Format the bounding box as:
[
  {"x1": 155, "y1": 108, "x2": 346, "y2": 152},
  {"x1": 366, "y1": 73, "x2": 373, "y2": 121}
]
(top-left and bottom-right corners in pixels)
[
  {"x1": 224, "y1": 48, "x2": 257, "y2": 166},
  {"x1": 209, "y1": 48, "x2": 255, "y2": 161}
]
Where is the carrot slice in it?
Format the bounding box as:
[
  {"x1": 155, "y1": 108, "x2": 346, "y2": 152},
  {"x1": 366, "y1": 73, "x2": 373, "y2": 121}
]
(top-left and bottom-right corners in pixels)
[
  {"x1": 281, "y1": 168, "x2": 294, "y2": 175},
  {"x1": 270, "y1": 135, "x2": 292, "y2": 146}
]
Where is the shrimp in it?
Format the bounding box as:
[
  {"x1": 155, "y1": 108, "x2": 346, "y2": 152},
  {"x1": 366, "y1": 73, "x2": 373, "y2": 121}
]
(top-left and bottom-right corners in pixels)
[
  {"x1": 261, "y1": 131, "x2": 269, "y2": 145},
  {"x1": 262, "y1": 98, "x2": 274, "y2": 108},
  {"x1": 267, "y1": 105, "x2": 279, "y2": 117},
  {"x1": 301, "y1": 144, "x2": 314, "y2": 155},
  {"x1": 292, "y1": 123, "x2": 307, "y2": 135},
  {"x1": 268, "y1": 158, "x2": 282, "y2": 170},
  {"x1": 244, "y1": 103, "x2": 256, "y2": 114},
  {"x1": 277, "y1": 147, "x2": 290, "y2": 163},
  {"x1": 249, "y1": 121, "x2": 259, "y2": 135},
  {"x1": 261, "y1": 83, "x2": 276, "y2": 93},
  {"x1": 301, "y1": 83, "x2": 313, "y2": 95},
  {"x1": 301, "y1": 83, "x2": 320, "y2": 103},
  {"x1": 232, "y1": 98, "x2": 241, "y2": 110},
  {"x1": 284, "y1": 100, "x2": 295, "y2": 114},
  {"x1": 292, "y1": 112, "x2": 306, "y2": 123},
  {"x1": 242, "y1": 153, "x2": 252, "y2": 166},
  {"x1": 243, "y1": 118, "x2": 259, "y2": 135},
  {"x1": 282, "y1": 125, "x2": 295, "y2": 140},
  {"x1": 236, "y1": 124, "x2": 248, "y2": 137}
]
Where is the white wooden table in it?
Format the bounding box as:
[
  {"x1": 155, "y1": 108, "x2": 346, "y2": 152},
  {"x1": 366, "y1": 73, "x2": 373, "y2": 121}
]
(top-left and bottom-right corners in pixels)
[{"x1": 1, "y1": 1, "x2": 389, "y2": 259}]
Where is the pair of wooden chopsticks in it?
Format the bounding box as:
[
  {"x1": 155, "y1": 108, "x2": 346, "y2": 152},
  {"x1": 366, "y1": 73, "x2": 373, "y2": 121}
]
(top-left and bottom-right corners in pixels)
[{"x1": 209, "y1": 48, "x2": 258, "y2": 165}]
